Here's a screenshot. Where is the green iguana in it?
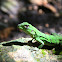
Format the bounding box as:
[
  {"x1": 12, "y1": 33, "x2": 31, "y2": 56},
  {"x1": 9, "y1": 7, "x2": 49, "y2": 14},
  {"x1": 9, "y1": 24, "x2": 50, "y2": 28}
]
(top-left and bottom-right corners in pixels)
[{"x1": 18, "y1": 22, "x2": 62, "y2": 48}]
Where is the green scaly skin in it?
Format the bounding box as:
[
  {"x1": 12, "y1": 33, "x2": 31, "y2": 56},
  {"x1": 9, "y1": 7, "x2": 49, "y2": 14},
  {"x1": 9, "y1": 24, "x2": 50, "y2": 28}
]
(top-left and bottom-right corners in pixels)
[{"x1": 18, "y1": 22, "x2": 62, "y2": 48}]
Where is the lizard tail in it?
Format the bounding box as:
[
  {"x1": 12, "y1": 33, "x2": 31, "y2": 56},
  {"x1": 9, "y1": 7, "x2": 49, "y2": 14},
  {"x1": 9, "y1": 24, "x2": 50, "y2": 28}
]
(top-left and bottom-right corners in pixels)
[
  {"x1": 56, "y1": 35, "x2": 62, "y2": 45},
  {"x1": 59, "y1": 39, "x2": 62, "y2": 45}
]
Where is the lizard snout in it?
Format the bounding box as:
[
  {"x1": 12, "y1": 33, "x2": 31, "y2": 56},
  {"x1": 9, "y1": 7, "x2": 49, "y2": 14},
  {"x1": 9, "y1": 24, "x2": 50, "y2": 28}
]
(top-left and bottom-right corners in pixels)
[{"x1": 18, "y1": 24, "x2": 21, "y2": 27}]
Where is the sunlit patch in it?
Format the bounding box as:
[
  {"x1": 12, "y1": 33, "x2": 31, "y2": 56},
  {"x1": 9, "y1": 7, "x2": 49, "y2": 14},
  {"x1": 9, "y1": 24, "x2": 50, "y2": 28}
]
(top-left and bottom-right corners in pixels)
[{"x1": 8, "y1": 47, "x2": 34, "y2": 62}]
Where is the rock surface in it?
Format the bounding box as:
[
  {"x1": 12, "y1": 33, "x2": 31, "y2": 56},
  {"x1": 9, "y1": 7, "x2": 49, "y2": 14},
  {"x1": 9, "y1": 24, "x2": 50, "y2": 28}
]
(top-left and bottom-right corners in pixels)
[{"x1": 0, "y1": 45, "x2": 62, "y2": 62}]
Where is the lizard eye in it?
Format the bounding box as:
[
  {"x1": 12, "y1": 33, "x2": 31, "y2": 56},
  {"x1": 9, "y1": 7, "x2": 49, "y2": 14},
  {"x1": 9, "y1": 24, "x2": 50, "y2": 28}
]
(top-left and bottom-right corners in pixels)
[{"x1": 24, "y1": 25, "x2": 29, "y2": 29}]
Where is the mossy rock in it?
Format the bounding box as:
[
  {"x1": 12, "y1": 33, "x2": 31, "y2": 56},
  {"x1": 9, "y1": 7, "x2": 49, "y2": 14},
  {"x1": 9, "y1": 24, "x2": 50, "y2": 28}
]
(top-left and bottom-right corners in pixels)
[
  {"x1": 0, "y1": 38, "x2": 62, "y2": 62},
  {"x1": 0, "y1": 45, "x2": 62, "y2": 62}
]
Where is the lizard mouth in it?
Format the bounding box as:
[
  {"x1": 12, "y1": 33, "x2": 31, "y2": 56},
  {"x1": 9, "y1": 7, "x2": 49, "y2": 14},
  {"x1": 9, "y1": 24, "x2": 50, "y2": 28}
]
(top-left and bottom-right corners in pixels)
[{"x1": 18, "y1": 24, "x2": 23, "y2": 29}]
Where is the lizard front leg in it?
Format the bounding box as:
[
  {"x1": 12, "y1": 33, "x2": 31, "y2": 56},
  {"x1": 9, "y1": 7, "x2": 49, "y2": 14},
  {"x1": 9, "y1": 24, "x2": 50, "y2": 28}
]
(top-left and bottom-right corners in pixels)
[{"x1": 35, "y1": 37, "x2": 44, "y2": 48}]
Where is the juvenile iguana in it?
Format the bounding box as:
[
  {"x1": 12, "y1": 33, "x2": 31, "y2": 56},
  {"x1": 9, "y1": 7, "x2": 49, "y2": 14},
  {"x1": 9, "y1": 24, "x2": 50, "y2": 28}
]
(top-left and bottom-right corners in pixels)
[{"x1": 18, "y1": 22, "x2": 62, "y2": 48}]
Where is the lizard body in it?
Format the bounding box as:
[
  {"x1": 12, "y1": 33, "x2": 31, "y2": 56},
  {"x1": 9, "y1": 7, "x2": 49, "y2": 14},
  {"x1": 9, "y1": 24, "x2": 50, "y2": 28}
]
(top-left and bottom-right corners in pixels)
[{"x1": 18, "y1": 22, "x2": 62, "y2": 48}]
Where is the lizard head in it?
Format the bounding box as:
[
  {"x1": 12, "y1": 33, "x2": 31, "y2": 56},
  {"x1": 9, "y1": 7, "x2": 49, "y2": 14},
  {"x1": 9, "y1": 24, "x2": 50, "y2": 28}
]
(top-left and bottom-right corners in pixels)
[
  {"x1": 18, "y1": 22, "x2": 29, "y2": 30},
  {"x1": 18, "y1": 22, "x2": 36, "y2": 37}
]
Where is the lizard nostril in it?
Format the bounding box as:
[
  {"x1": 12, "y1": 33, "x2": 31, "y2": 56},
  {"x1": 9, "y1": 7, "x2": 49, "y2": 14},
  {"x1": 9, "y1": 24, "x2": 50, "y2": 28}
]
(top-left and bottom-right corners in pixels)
[{"x1": 18, "y1": 24, "x2": 20, "y2": 27}]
